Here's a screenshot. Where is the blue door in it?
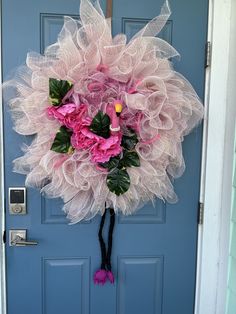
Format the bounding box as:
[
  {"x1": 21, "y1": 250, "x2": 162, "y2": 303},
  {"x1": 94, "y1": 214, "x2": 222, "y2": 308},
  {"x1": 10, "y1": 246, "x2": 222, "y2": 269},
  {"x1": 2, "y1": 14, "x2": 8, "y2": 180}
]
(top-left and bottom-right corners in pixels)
[{"x1": 2, "y1": 0, "x2": 208, "y2": 313}]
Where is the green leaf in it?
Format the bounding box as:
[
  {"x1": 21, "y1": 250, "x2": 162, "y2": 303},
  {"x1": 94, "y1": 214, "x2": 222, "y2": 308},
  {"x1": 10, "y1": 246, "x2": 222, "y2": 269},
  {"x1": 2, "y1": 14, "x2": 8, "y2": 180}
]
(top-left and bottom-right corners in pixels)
[
  {"x1": 121, "y1": 129, "x2": 138, "y2": 150},
  {"x1": 51, "y1": 126, "x2": 72, "y2": 153},
  {"x1": 89, "y1": 111, "x2": 110, "y2": 139},
  {"x1": 99, "y1": 155, "x2": 121, "y2": 170},
  {"x1": 106, "y1": 168, "x2": 130, "y2": 196},
  {"x1": 100, "y1": 151, "x2": 140, "y2": 171},
  {"x1": 49, "y1": 78, "x2": 73, "y2": 106},
  {"x1": 121, "y1": 150, "x2": 140, "y2": 168}
]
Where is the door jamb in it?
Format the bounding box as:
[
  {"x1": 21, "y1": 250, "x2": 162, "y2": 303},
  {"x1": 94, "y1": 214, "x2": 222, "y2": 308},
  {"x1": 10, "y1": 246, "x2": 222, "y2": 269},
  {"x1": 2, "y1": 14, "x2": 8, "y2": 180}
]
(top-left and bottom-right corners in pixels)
[
  {"x1": 0, "y1": 0, "x2": 235, "y2": 313},
  {"x1": 194, "y1": 0, "x2": 236, "y2": 313}
]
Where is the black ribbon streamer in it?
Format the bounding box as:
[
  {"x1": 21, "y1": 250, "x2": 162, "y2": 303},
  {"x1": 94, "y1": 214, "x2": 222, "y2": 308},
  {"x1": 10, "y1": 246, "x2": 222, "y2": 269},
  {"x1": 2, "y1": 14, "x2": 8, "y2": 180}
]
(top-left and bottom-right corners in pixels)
[{"x1": 98, "y1": 207, "x2": 115, "y2": 271}]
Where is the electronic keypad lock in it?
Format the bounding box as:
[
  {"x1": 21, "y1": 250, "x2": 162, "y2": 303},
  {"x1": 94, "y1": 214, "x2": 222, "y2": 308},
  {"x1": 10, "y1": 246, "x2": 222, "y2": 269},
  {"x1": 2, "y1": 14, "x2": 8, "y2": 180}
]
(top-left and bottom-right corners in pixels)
[{"x1": 9, "y1": 187, "x2": 26, "y2": 215}]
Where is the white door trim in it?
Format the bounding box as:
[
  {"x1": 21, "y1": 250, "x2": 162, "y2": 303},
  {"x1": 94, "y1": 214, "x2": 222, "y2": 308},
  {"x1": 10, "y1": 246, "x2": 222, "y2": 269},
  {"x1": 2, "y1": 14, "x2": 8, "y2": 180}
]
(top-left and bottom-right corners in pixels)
[
  {"x1": 0, "y1": 0, "x2": 235, "y2": 313},
  {"x1": 195, "y1": 0, "x2": 236, "y2": 313}
]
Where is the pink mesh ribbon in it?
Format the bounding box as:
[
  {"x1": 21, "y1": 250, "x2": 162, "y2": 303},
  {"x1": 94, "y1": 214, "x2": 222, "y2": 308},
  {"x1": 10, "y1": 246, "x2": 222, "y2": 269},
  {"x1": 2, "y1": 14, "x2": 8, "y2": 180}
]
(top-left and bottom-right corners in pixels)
[{"x1": 3, "y1": 0, "x2": 203, "y2": 223}]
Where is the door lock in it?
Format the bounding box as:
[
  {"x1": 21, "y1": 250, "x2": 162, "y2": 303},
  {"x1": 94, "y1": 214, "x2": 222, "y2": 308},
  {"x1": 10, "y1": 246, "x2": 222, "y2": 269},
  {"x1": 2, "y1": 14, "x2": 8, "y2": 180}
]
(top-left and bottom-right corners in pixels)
[
  {"x1": 9, "y1": 187, "x2": 27, "y2": 215},
  {"x1": 9, "y1": 230, "x2": 38, "y2": 247}
]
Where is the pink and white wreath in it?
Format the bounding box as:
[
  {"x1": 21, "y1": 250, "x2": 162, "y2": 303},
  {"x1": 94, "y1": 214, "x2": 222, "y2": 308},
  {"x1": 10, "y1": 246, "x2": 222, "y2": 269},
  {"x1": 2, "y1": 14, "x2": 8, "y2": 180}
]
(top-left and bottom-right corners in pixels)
[{"x1": 4, "y1": 0, "x2": 204, "y2": 224}]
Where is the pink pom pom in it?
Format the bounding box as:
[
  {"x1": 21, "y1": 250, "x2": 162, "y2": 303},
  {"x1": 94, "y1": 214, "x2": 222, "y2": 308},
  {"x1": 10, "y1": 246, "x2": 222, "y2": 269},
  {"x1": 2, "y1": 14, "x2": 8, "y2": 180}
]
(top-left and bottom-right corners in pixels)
[
  {"x1": 93, "y1": 269, "x2": 107, "y2": 285},
  {"x1": 106, "y1": 270, "x2": 115, "y2": 284}
]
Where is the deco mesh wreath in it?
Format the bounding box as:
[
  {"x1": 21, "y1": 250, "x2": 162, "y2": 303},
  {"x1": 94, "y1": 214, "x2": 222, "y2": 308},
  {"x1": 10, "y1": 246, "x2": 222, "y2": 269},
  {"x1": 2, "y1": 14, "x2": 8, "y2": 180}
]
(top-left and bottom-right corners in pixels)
[{"x1": 4, "y1": 0, "x2": 203, "y2": 285}]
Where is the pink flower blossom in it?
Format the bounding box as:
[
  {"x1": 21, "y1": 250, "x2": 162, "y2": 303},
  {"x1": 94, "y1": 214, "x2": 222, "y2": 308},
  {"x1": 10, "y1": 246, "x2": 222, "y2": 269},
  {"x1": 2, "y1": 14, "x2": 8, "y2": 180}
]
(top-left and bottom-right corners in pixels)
[
  {"x1": 47, "y1": 103, "x2": 77, "y2": 121},
  {"x1": 47, "y1": 102, "x2": 122, "y2": 164},
  {"x1": 72, "y1": 126, "x2": 122, "y2": 163},
  {"x1": 47, "y1": 103, "x2": 90, "y2": 129},
  {"x1": 57, "y1": 103, "x2": 77, "y2": 115},
  {"x1": 47, "y1": 106, "x2": 64, "y2": 122},
  {"x1": 90, "y1": 133, "x2": 122, "y2": 163},
  {"x1": 71, "y1": 126, "x2": 98, "y2": 150},
  {"x1": 64, "y1": 104, "x2": 90, "y2": 129}
]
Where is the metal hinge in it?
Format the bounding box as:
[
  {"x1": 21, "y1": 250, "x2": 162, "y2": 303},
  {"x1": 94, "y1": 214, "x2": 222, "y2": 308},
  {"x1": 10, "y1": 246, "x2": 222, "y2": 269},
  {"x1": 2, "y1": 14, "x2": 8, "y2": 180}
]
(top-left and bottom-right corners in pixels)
[
  {"x1": 198, "y1": 202, "x2": 204, "y2": 225},
  {"x1": 2, "y1": 230, "x2": 6, "y2": 243},
  {"x1": 205, "y1": 41, "x2": 211, "y2": 68}
]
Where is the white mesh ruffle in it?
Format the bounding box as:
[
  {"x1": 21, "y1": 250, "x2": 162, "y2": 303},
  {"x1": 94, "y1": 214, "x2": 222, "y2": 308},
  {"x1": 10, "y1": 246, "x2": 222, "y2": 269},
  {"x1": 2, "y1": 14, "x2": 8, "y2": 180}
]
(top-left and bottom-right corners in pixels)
[{"x1": 3, "y1": 0, "x2": 204, "y2": 223}]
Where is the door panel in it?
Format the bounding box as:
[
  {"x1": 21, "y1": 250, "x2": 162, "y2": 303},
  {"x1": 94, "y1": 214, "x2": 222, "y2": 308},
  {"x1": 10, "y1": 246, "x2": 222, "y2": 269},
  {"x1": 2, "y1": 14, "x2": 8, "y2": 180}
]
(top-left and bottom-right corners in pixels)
[
  {"x1": 43, "y1": 258, "x2": 90, "y2": 314},
  {"x1": 2, "y1": 0, "x2": 208, "y2": 313},
  {"x1": 117, "y1": 256, "x2": 163, "y2": 314}
]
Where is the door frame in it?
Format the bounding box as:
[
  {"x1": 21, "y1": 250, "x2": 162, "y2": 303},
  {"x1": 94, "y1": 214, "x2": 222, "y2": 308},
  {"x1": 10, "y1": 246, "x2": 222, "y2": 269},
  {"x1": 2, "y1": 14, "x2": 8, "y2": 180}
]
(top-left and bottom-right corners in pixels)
[
  {"x1": 194, "y1": 0, "x2": 236, "y2": 313},
  {"x1": 0, "y1": 0, "x2": 235, "y2": 313}
]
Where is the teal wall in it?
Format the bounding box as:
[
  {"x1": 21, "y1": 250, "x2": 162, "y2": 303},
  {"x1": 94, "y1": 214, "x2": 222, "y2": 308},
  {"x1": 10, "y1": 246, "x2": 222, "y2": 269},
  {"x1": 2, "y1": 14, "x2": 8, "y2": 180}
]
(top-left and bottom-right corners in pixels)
[{"x1": 226, "y1": 129, "x2": 236, "y2": 314}]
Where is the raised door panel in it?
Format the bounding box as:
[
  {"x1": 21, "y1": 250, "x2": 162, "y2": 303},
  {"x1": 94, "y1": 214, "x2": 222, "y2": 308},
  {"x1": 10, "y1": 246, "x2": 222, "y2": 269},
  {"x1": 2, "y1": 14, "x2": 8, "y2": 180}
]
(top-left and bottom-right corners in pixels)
[
  {"x1": 40, "y1": 13, "x2": 79, "y2": 53},
  {"x1": 117, "y1": 256, "x2": 164, "y2": 314},
  {"x1": 43, "y1": 258, "x2": 90, "y2": 314}
]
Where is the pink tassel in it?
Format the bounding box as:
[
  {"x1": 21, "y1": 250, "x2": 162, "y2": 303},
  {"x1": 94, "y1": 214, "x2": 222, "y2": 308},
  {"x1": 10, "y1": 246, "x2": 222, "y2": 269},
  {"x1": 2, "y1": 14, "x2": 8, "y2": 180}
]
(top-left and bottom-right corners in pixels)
[
  {"x1": 93, "y1": 269, "x2": 115, "y2": 285},
  {"x1": 106, "y1": 271, "x2": 115, "y2": 284},
  {"x1": 93, "y1": 269, "x2": 107, "y2": 285}
]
